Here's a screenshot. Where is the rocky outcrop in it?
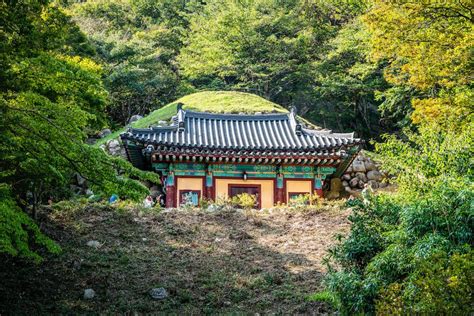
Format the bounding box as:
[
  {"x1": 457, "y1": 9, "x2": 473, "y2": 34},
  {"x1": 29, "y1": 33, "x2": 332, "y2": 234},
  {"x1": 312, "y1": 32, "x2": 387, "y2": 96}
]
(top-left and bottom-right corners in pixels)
[
  {"x1": 341, "y1": 153, "x2": 389, "y2": 195},
  {"x1": 100, "y1": 139, "x2": 127, "y2": 158}
]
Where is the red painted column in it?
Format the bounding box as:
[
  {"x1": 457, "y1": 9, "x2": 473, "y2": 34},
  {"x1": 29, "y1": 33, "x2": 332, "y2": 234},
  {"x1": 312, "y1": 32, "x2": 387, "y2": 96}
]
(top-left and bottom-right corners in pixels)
[
  {"x1": 165, "y1": 171, "x2": 176, "y2": 208},
  {"x1": 205, "y1": 170, "x2": 214, "y2": 201},
  {"x1": 314, "y1": 177, "x2": 324, "y2": 198},
  {"x1": 275, "y1": 173, "x2": 285, "y2": 204},
  {"x1": 166, "y1": 184, "x2": 176, "y2": 208},
  {"x1": 276, "y1": 188, "x2": 285, "y2": 204}
]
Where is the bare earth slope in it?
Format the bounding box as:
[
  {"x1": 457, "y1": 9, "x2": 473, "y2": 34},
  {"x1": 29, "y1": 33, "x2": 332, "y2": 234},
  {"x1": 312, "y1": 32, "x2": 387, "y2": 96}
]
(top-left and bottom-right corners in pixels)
[{"x1": 0, "y1": 203, "x2": 350, "y2": 314}]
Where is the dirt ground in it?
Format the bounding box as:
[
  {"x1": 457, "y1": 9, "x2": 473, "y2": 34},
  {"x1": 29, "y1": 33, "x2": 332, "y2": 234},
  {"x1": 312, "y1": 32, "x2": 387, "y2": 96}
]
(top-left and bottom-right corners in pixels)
[{"x1": 0, "y1": 202, "x2": 351, "y2": 314}]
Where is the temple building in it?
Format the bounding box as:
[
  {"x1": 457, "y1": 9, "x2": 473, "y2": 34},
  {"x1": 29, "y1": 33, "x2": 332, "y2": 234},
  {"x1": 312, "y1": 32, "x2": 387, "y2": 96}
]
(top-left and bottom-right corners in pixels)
[{"x1": 121, "y1": 104, "x2": 362, "y2": 208}]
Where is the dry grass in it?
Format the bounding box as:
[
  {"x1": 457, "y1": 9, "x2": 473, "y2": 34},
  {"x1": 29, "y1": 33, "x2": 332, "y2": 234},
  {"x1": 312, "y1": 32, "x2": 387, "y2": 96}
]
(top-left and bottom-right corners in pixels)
[{"x1": 0, "y1": 201, "x2": 351, "y2": 314}]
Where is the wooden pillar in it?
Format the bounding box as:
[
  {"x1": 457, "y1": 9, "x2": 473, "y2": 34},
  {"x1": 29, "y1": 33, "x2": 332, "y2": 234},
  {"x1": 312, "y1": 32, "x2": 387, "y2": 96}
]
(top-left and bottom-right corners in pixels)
[
  {"x1": 165, "y1": 170, "x2": 176, "y2": 208},
  {"x1": 314, "y1": 177, "x2": 324, "y2": 198},
  {"x1": 275, "y1": 172, "x2": 285, "y2": 204},
  {"x1": 205, "y1": 170, "x2": 214, "y2": 201}
]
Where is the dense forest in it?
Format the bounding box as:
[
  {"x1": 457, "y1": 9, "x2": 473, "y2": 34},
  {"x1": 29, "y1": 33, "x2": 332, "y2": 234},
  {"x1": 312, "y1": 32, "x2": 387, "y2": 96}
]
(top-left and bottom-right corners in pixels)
[{"x1": 1, "y1": 0, "x2": 473, "y2": 314}]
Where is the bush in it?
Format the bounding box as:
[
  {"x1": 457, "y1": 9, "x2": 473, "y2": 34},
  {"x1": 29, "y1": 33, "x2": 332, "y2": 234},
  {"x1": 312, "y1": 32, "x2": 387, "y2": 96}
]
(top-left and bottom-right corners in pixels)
[
  {"x1": 325, "y1": 182, "x2": 473, "y2": 315},
  {"x1": 231, "y1": 193, "x2": 257, "y2": 210}
]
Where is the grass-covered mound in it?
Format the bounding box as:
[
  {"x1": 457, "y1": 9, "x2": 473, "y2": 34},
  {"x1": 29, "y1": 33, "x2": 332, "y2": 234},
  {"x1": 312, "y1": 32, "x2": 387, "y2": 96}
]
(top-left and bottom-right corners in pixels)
[{"x1": 97, "y1": 91, "x2": 288, "y2": 145}]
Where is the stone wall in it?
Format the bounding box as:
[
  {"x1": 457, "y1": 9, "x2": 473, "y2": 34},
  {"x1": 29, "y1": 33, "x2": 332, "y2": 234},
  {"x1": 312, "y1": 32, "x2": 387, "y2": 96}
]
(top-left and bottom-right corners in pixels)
[{"x1": 341, "y1": 153, "x2": 389, "y2": 195}]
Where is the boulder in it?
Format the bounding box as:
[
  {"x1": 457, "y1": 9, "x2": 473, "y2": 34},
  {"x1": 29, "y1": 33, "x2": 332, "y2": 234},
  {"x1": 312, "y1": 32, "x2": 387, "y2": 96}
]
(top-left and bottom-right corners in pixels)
[
  {"x1": 141, "y1": 180, "x2": 153, "y2": 188},
  {"x1": 86, "y1": 240, "x2": 101, "y2": 248},
  {"x1": 107, "y1": 139, "x2": 120, "y2": 149},
  {"x1": 86, "y1": 138, "x2": 97, "y2": 145},
  {"x1": 367, "y1": 170, "x2": 383, "y2": 181},
  {"x1": 158, "y1": 120, "x2": 167, "y2": 126},
  {"x1": 342, "y1": 180, "x2": 349, "y2": 187},
  {"x1": 149, "y1": 288, "x2": 168, "y2": 300},
  {"x1": 150, "y1": 185, "x2": 160, "y2": 193},
  {"x1": 368, "y1": 180, "x2": 379, "y2": 190},
  {"x1": 76, "y1": 174, "x2": 86, "y2": 186},
  {"x1": 128, "y1": 114, "x2": 143, "y2": 124},
  {"x1": 106, "y1": 139, "x2": 124, "y2": 156},
  {"x1": 352, "y1": 160, "x2": 366, "y2": 173},
  {"x1": 342, "y1": 174, "x2": 351, "y2": 181},
  {"x1": 98, "y1": 128, "x2": 111, "y2": 138},
  {"x1": 358, "y1": 180, "x2": 365, "y2": 189},
  {"x1": 346, "y1": 166, "x2": 353, "y2": 173},
  {"x1": 84, "y1": 289, "x2": 95, "y2": 300},
  {"x1": 364, "y1": 160, "x2": 377, "y2": 171},
  {"x1": 356, "y1": 172, "x2": 368, "y2": 183},
  {"x1": 349, "y1": 178, "x2": 359, "y2": 188}
]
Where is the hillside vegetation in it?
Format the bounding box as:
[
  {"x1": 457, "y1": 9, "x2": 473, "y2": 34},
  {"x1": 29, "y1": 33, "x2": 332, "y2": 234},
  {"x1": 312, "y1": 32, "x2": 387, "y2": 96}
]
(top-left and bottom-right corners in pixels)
[
  {"x1": 0, "y1": 202, "x2": 349, "y2": 314},
  {"x1": 97, "y1": 91, "x2": 288, "y2": 145}
]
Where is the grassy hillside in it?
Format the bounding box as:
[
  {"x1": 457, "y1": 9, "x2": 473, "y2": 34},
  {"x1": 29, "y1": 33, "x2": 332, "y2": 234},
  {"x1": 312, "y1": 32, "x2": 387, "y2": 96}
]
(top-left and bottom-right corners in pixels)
[
  {"x1": 1, "y1": 202, "x2": 348, "y2": 314},
  {"x1": 97, "y1": 91, "x2": 288, "y2": 146}
]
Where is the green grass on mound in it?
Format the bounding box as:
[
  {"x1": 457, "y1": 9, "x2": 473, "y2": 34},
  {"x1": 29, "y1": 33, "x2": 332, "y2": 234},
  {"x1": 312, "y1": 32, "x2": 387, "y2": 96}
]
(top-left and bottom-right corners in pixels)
[{"x1": 96, "y1": 91, "x2": 288, "y2": 146}]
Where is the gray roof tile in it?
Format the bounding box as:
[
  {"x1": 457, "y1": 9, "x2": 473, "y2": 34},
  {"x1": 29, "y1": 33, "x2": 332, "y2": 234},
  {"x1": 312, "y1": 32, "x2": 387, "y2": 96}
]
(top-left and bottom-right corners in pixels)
[{"x1": 122, "y1": 109, "x2": 361, "y2": 151}]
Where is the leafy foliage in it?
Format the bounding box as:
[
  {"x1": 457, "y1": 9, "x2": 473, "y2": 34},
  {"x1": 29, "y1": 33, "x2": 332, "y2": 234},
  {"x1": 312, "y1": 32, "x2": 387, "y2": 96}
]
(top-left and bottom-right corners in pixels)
[
  {"x1": 67, "y1": 0, "x2": 203, "y2": 125},
  {"x1": 363, "y1": 0, "x2": 473, "y2": 130},
  {"x1": 321, "y1": 2, "x2": 473, "y2": 313},
  {"x1": 0, "y1": 184, "x2": 61, "y2": 262},
  {"x1": 0, "y1": 0, "x2": 160, "y2": 261},
  {"x1": 231, "y1": 193, "x2": 258, "y2": 210}
]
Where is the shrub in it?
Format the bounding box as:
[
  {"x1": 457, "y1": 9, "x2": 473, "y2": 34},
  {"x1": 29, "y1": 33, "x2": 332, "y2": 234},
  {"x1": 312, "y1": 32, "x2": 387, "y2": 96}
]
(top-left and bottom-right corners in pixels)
[
  {"x1": 325, "y1": 182, "x2": 473, "y2": 315},
  {"x1": 231, "y1": 193, "x2": 257, "y2": 210}
]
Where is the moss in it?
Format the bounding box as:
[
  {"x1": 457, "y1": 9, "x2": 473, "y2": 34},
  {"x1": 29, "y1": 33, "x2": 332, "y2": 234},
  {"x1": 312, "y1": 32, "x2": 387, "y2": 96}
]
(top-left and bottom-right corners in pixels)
[{"x1": 96, "y1": 91, "x2": 288, "y2": 146}]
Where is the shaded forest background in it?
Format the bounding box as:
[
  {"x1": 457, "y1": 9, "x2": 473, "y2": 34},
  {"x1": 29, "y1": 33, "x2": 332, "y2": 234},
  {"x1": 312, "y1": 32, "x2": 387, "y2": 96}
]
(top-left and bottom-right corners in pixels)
[{"x1": 61, "y1": 0, "x2": 408, "y2": 139}]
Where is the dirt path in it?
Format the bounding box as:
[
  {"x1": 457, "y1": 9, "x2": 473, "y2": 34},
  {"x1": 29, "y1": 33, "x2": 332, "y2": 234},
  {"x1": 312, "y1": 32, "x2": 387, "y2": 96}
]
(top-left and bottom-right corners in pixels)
[{"x1": 0, "y1": 203, "x2": 350, "y2": 314}]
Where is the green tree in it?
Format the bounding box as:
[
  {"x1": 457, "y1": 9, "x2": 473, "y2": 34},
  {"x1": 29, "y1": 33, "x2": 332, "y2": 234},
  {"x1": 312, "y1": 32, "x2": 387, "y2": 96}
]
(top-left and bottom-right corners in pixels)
[
  {"x1": 363, "y1": 0, "x2": 473, "y2": 131},
  {"x1": 0, "y1": 0, "x2": 160, "y2": 261},
  {"x1": 67, "y1": 0, "x2": 202, "y2": 125}
]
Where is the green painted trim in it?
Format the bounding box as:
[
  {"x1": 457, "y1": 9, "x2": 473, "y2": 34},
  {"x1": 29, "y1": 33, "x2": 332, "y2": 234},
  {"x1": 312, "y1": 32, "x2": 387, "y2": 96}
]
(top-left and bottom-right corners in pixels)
[{"x1": 174, "y1": 171, "x2": 206, "y2": 177}]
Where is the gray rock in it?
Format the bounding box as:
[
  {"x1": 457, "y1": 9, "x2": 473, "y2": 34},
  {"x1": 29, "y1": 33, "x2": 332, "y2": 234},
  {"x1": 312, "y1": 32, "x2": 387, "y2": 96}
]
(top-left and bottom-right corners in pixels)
[
  {"x1": 358, "y1": 180, "x2": 365, "y2": 189},
  {"x1": 346, "y1": 166, "x2": 353, "y2": 173},
  {"x1": 149, "y1": 288, "x2": 168, "y2": 300},
  {"x1": 98, "y1": 128, "x2": 112, "y2": 138},
  {"x1": 86, "y1": 240, "x2": 101, "y2": 248},
  {"x1": 342, "y1": 180, "x2": 349, "y2": 187},
  {"x1": 86, "y1": 138, "x2": 97, "y2": 145},
  {"x1": 367, "y1": 170, "x2": 383, "y2": 181},
  {"x1": 128, "y1": 114, "x2": 143, "y2": 124},
  {"x1": 379, "y1": 182, "x2": 388, "y2": 188},
  {"x1": 364, "y1": 160, "x2": 377, "y2": 171},
  {"x1": 70, "y1": 184, "x2": 82, "y2": 195},
  {"x1": 368, "y1": 180, "x2": 379, "y2": 190},
  {"x1": 342, "y1": 174, "x2": 351, "y2": 181},
  {"x1": 84, "y1": 289, "x2": 95, "y2": 299},
  {"x1": 141, "y1": 180, "x2": 153, "y2": 188},
  {"x1": 76, "y1": 174, "x2": 86, "y2": 186},
  {"x1": 349, "y1": 178, "x2": 359, "y2": 188},
  {"x1": 107, "y1": 139, "x2": 120, "y2": 149},
  {"x1": 352, "y1": 160, "x2": 366, "y2": 173},
  {"x1": 157, "y1": 120, "x2": 167, "y2": 126},
  {"x1": 356, "y1": 172, "x2": 368, "y2": 183}
]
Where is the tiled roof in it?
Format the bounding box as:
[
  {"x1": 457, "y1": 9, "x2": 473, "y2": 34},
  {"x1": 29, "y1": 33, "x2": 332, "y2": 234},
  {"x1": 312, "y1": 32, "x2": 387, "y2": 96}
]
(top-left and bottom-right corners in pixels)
[{"x1": 121, "y1": 108, "x2": 361, "y2": 152}]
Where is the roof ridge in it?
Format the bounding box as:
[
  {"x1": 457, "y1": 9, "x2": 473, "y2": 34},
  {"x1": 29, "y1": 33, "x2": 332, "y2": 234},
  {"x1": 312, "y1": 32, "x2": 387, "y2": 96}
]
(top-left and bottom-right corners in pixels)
[{"x1": 184, "y1": 110, "x2": 289, "y2": 121}]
